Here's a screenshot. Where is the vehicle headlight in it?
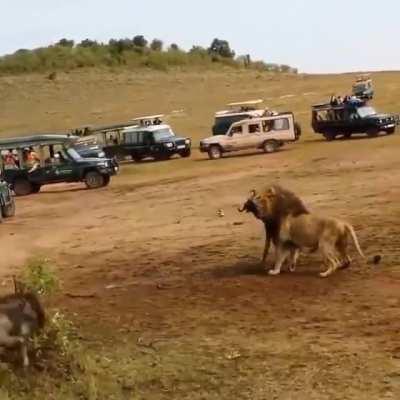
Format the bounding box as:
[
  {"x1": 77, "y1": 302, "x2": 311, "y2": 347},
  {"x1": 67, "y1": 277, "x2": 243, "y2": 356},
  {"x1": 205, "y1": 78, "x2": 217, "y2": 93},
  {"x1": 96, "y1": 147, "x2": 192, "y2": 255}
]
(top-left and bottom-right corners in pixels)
[
  {"x1": 99, "y1": 151, "x2": 105, "y2": 158},
  {"x1": 185, "y1": 139, "x2": 191, "y2": 144},
  {"x1": 97, "y1": 161, "x2": 107, "y2": 167},
  {"x1": 165, "y1": 143, "x2": 173, "y2": 148}
]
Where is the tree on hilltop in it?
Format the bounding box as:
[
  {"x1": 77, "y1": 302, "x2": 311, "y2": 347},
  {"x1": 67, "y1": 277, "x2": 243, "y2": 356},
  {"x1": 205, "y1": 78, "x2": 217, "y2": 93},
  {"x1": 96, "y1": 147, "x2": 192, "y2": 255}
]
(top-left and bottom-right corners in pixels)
[
  {"x1": 57, "y1": 39, "x2": 74, "y2": 48},
  {"x1": 150, "y1": 39, "x2": 163, "y2": 52},
  {"x1": 208, "y1": 38, "x2": 235, "y2": 58},
  {"x1": 133, "y1": 35, "x2": 148, "y2": 48}
]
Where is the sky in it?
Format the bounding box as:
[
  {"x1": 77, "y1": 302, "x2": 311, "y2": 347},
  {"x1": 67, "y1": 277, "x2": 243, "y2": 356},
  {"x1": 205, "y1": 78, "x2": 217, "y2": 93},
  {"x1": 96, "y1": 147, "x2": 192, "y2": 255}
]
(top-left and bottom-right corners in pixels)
[{"x1": 1, "y1": 0, "x2": 399, "y2": 73}]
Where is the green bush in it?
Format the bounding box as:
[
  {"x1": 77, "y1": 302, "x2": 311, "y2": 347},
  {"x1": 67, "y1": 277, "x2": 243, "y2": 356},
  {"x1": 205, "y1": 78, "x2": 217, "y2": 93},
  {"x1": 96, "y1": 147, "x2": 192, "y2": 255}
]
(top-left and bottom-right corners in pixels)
[
  {"x1": 0, "y1": 37, "x2": 297, "y2": 75},
  {"x1": 20, "y1": 257, "x2": 59, "y2": 295}
]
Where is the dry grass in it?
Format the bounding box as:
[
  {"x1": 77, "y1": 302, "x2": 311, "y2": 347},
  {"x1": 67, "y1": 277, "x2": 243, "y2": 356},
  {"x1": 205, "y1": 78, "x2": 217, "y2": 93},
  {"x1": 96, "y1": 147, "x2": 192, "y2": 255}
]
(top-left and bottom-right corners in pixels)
[{"x1": 0, "y1": 69, "x2": 399, "y2": 399}]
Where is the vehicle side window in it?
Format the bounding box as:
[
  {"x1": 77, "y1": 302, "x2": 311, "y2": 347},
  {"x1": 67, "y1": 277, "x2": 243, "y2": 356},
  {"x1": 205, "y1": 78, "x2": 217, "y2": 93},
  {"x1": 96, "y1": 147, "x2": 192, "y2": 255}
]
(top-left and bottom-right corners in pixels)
[
  {"x1": 315, "y1": 110, "x2": 328, "y2": 121},
  {"x1": 248, "y1": 124, "x2": 261, "y2": 133},
  {"x1": 125, "y1": 132, "x2": 139, "y2": 144},
  {"x1": 272, "y1": 118, "x2": 289, "y2": 130},
  {"x1": 230, "y1": 126, "x2": 243, "y2": 135}
]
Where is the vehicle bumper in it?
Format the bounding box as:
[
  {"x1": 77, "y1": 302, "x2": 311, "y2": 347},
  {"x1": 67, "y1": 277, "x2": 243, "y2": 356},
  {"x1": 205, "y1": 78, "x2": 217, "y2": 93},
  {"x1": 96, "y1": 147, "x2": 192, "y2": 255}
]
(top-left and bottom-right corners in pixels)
[
  {"x1": 380, "y1": 123, "x2": 395, "y2": 130},
  {"x1": 99, "y1": 165, "x2": 118, "y2": 176},
  {"x1": 199, "y1": 143, "x2": 210, "y2": 153},
  {"x1": 164, "y1": 144, "x2": 191, "y2": 155}
]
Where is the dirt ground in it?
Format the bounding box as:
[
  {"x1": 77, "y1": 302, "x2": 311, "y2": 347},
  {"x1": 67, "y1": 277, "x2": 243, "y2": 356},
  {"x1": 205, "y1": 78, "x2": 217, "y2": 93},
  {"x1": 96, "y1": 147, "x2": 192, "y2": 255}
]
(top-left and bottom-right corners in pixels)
[{"x1": 0, "y1": 69, "x2": 399, "y2": 399}]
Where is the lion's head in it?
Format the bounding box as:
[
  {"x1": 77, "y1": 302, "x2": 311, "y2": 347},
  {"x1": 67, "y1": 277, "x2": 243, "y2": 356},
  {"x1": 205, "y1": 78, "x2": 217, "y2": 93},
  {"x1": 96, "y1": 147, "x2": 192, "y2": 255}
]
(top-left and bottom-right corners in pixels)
[{"x1": 239, "y1": 185, "x2": 309, "y2": 222}]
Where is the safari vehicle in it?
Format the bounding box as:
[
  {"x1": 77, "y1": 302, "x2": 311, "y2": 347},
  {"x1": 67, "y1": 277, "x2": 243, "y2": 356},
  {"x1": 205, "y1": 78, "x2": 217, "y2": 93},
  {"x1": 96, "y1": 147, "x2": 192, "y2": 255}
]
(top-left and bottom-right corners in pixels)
[
  {"x1": 0, "y1": 135, "x2": 118, "y2": 196},
  {"x1": 212, "y1": 99, "x2": 273, "y2": 136},
  {"x1": 200, "y1": 112, "x2": 301, "y2": 160},
  {"x1": 85, "y1": 115, "x2": 192, "y2": 162},
  {"x1": 0, "y1": 180, "x2": 15, "y2": 222},
  {"x1": 311, "y1": 101, "x2": 397, "y2": 141},
  {"x1": 352, "y1": 74, "x2": 374, "y2": 100}
]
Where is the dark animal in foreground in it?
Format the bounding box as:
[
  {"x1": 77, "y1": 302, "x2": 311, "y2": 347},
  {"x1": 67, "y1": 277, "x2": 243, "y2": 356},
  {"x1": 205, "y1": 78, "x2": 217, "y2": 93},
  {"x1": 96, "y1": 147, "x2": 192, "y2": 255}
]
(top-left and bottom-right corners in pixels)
[
  {"x1": 239, "y1": 185, "x2": 373, "y2": 278},
  {"x1": 0, "y1": 280, "x2": 45, "y2": 367}
]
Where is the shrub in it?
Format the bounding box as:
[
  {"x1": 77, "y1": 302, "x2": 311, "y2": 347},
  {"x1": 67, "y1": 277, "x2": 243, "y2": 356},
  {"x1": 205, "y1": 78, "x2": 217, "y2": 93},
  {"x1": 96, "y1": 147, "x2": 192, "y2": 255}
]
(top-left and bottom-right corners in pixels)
[{"x1": 20, "y1": 257, "x2": 59, "y2": 295}]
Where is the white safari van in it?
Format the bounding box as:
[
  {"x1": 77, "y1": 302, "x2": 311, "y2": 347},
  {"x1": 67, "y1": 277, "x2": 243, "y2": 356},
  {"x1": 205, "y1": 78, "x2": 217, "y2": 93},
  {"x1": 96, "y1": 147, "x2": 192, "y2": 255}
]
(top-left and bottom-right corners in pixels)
[{"x1": 200, "y1": 112, "x2": 301, "y2": 160}]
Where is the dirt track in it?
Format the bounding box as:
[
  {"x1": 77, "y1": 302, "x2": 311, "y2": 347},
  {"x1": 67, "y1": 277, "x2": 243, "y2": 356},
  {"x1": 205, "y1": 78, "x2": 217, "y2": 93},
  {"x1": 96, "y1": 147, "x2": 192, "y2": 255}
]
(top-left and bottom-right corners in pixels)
[
  {"x1": 1, "y1": 134, "x2": 400, "y2": 398},
  {"x1": 1, "y1": 70, "x2": 400, "y2": 398}
]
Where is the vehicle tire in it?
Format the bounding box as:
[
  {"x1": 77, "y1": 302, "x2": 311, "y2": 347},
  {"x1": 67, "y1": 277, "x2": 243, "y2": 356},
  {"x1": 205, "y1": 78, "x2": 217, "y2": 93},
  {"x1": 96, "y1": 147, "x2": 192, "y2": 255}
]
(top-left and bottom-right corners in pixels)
[
  {"x1": 343, "y1": 133, "x2": 352, "y2": 139},
  {"x1": 180, "y1": 149, "x2": 191, "y2": 158},
  {"x1": 208, "y1": 145, "x2": 222, "y2": 160},
  {"x1": 367, "y1": 129, "x2": 378, "y2": 138},
  {"x1": 323, "y1": 132, "x2": 336, "y2": 141},
  {"x1": 32, "y1": 184, "x2": 41, "y2": 194},
  {"x1": 13, "y1": 179, "x2": 33, "y2": 196},
  {"x1": 85, "y1": 171, "x2": 105, "y2": 189},
  {"x1": 102, "y1": 175, "x2": 111, "y2": 187},
  {"x1": 294, "y1": 122, "x2": 302, "y2": 141},
  {"x1": 263, "y1": 140, "x2": 279, "y2": 153},
  {"x1": 2, "y1": 198, "x2": 16, "y2": 218},
  {"x1": 386, "y1": 127, "x2": 396, "y2": 135}
]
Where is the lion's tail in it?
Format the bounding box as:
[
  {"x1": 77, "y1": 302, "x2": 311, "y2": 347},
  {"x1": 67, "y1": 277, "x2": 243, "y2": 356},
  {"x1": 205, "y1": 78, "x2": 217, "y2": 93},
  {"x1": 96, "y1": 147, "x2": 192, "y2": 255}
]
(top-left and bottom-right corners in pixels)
[{"x1": 345, "y1": 224, "x2": 365, "y2": 259}]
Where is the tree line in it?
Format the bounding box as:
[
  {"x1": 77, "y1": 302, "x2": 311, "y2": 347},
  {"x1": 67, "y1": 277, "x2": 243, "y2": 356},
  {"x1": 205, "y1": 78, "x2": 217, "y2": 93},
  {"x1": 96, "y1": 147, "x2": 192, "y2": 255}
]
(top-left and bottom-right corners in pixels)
[{"x1": 0, "y1": 36, "x2": 297, "y2": 75}]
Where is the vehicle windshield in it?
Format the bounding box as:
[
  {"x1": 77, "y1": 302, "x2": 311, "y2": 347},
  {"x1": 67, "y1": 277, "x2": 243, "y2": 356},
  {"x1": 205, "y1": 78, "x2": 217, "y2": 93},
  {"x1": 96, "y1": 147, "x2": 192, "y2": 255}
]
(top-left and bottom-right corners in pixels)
[
  {"x1": 66, "y1": 147, "x2": 82, "y2": 161},
  {"x1": 153, "y1": 128, "x2": 174, "y2": 142},
  {"x1": 357, "y1": 106, "x2": 377, "y2": 118},
  {"x1": 353, "y1": 83, "x2": 367, "y2": 92}
]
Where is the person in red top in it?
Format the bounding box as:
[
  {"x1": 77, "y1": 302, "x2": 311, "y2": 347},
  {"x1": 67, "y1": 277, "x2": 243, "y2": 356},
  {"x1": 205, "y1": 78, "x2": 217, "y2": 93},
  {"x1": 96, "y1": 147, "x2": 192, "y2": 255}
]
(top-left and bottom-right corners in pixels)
[{"x1": 3, "y1": 150, "x2": 18, "y2": 169}]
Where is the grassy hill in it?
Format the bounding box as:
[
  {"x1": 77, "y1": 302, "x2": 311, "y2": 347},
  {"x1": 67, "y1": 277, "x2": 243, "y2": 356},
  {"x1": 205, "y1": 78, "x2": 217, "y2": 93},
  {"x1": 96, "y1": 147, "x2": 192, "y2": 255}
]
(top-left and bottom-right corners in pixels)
[
  {"x1": 0, "y1": 38, "x2": 296, "y2": 76},
  {"x1": 0, "y1": 69, "x2": 399, "y2": 142}
]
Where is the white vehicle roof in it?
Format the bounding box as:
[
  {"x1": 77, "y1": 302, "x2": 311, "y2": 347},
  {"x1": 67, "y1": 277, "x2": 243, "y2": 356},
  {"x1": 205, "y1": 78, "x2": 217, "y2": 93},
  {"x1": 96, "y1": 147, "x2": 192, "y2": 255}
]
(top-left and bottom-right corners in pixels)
[
  {"x1": 230, "y1": 113, "x2": 293, "y2": 126},
  {"x1": 227, "y1": 99, "x2": 263, "y2": 108},
  {"x1": 215, "y1": 109, "x2": 267, "y2": 118},
  {"x1": 215, "y1": 99, "x2": 267, "y2": 118},
  {"x1": 130, "y1": 114, "x2": 165, "y2": 124},
  {"x1": 122, "y1": 124, "x2": 172, "y2": 133}
]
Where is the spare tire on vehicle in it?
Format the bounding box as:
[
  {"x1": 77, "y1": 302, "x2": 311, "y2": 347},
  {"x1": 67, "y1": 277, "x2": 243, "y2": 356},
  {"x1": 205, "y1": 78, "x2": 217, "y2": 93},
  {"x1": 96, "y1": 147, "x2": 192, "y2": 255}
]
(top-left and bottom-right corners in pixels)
[{"x1": 294, "y1": 122, "x2": 302, "y2": 140}]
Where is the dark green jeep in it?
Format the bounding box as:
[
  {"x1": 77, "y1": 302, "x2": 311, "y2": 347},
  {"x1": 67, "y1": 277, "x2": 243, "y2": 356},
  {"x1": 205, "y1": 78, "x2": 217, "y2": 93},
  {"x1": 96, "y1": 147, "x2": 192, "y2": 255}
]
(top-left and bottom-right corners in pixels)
[
  {"x1": 312, "y1": 101, "x2": 397, "y2": 141},
  {"x1": 0, "y1": 180, "x2": 15, "y2": 222},
  {"x1": 0, "y1": 135, "x2": 119, "y2": 196}
]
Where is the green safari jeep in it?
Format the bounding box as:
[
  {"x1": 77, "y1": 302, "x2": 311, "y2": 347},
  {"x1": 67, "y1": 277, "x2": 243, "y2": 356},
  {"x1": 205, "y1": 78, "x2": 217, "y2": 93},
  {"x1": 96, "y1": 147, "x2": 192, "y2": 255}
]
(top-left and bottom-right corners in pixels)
[
  {"x1": 0, "y1": 134, "x2": 119, "y2": 196},
  {"x1": 0, "y1": 180, "x2": 15, "y2": 222}
]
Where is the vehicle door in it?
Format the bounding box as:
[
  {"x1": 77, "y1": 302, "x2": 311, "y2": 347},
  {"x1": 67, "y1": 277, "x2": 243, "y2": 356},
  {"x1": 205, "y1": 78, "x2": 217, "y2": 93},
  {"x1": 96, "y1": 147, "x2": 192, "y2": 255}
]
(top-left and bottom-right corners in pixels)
[
  {"x1": 225, "y1": 124, "x2": 246, "y2": 150},
  {"x1": 265, "y1": 117, "x2": 293, "y2": 140},
  {"x1": 348, "y1": 108, "x2": 364, "y2": 133},
  {"x1": 244, "y1": 122, "x2": 263, "y2": 148},
  {"x1": 32, "y1": 149, "x2": 79, "y2": 183}
]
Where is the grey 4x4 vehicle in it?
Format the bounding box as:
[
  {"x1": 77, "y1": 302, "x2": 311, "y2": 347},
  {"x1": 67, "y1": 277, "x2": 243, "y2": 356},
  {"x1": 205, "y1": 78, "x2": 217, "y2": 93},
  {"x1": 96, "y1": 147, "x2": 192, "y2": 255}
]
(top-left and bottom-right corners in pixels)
[
  {"x1": 0, "y1": 135, "x2": 118, "y2": 196},
  {"x1": 200, "y1": 112, "x2": 300, "y2": 159},
  {"x1": 312, "y1": 101, "x2": 397, "y2": 141},
  {"x1": 352, "y1": 75, "x2": 374, "y2": 100},
  {"x1": 0, "y1": 179, "x2": 15, "y2": 222}
]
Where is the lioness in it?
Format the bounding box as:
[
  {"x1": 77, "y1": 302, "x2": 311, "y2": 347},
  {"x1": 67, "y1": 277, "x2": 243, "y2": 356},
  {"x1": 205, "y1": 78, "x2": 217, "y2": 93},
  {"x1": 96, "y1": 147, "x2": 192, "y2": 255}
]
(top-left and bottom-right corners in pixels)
[{"x1": 239, "y1": 185, "x2": 366, "y2": 278}]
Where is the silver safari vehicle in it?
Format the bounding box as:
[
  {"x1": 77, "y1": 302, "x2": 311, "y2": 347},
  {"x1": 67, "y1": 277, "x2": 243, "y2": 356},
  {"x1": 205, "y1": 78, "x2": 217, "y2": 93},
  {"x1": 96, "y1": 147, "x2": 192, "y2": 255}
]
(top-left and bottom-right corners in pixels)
[{"x1": 200, "y1": 112, "x2": 301, "y2": 160}]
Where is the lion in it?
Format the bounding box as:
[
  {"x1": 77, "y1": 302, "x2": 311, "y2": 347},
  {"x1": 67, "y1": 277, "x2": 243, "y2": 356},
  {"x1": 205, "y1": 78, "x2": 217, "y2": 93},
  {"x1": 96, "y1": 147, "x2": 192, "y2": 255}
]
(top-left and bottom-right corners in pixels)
[{"x1": 239, "y1": 185, "x2": 369, "y2": 278}]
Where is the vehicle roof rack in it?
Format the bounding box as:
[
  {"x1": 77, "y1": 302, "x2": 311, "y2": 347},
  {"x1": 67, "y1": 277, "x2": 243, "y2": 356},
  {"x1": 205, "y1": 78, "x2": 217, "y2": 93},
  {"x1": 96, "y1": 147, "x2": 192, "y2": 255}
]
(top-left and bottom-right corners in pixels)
[
  {"x1": 130, "y1": 115, "x2": 165, "y2": 127},
  {"x1": 227, "y1": 99, "x2": 264, "y2": 111},
  {"x1": 355, "y1": 74, "x2": 371, "y2": 82},
  {"x1": 0, "y1": 134, "x2": 78, "y2": 150}
]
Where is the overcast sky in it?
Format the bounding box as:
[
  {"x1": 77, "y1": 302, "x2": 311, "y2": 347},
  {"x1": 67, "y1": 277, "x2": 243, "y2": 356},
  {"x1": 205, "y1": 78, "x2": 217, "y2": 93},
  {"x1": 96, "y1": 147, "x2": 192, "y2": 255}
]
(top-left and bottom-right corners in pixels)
[{"x1": 1, "y1": 0, "x2": 399, "y2": 73}]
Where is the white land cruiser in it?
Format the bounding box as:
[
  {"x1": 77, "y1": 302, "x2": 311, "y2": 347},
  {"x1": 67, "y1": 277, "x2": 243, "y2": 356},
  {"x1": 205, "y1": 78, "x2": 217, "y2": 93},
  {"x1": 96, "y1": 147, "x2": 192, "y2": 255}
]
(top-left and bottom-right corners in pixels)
[{"x1": 200, "y1": 112, "x2": 301, "y2": 160}]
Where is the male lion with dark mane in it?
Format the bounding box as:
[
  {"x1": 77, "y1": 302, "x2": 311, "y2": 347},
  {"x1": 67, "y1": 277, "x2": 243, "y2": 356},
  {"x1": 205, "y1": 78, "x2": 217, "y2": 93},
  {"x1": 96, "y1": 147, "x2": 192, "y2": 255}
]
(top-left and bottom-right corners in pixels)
[{"x1": 239, "y1": 184, "x2": 368, "y2": 278}]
